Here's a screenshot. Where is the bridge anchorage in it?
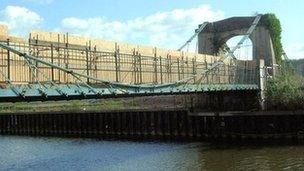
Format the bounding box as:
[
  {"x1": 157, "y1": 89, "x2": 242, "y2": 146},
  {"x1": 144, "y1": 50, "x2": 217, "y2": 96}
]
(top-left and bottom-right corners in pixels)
[{"x1": 0, "y1": 14, "x2": 266, "y2": 103}]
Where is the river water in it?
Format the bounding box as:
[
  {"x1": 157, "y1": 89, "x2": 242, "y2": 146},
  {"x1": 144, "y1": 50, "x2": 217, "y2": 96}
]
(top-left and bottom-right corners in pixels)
[{"x1": 0, "y1": 136, "x2": 304, "y2": 171}]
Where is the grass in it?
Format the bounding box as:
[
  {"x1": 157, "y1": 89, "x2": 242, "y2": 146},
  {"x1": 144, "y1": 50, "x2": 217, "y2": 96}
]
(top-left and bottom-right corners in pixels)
[
  {"x1": 0, "y1": 95, "x2": 183, "y2": 114},
  {"x1": 0, "y1": 99, "x2": 135, "y2": 114}
]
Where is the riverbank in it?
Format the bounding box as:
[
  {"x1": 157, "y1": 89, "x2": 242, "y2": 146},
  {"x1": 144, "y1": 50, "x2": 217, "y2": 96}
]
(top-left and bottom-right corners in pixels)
[
  {"x1": 0, "y1": 95, "x2": 188, "y2": 114},
  {"x1": 266, "y1": 69, "x2": 304, "y2": 110}
]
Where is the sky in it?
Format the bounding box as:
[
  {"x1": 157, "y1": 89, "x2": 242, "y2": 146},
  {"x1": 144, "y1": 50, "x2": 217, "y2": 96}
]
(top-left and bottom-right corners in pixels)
[{"x1": 0, "y1": 0, "x2": 303, "y2": 59}]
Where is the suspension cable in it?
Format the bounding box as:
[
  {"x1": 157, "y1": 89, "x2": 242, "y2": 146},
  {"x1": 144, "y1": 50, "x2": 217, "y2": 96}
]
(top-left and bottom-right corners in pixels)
[
  {"x1": 191, "y1": 14, "x2": 262, "y2": 84},
  {"x1": 178, "y1": 22, "x2": 208, "y2": 51},
  {"x1": 0, "y1": 15, "x2": 261, "y2": 91}
]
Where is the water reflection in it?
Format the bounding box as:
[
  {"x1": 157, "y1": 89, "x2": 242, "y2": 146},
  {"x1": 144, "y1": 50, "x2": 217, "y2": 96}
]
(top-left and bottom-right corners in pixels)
[{"x1": 0, "y1": 136, "x2": 304, "y2": 171}]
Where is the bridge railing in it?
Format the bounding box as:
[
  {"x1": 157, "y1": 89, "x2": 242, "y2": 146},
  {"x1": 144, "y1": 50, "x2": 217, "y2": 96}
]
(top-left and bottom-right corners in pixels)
[{"x1": 0, "y1": 39, "x2": 258, "y2": 87}]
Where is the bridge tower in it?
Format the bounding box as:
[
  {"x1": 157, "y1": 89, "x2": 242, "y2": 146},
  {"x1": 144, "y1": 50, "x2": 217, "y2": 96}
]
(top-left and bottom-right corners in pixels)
[{"x1": 198, "y1": 16, "x2": 276, "y2": 67}]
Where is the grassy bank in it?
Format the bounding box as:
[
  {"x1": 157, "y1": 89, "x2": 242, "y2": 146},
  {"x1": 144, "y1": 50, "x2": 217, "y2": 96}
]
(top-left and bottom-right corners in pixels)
[
  {"x1": 266, "y1": 69, "x2": 304, "y2": 110},
  {"x1": 0, "y1": 95, "x2": 186, "y2": 114},
  {"x1": 0, "y1": 99, "x2": 129, "y2": 114}
]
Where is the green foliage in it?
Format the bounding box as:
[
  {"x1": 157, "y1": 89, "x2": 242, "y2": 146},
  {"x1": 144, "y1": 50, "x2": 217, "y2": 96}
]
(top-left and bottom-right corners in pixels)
[
  {"x1": 261, "y1": 13, "x2": 283, "y2": 64},
  {"x1": 266, "y1": 69, "x2": 304, "y2": 110},
  {"x1": 288, "y1": 59, "x2": 304, "y2": 76}
]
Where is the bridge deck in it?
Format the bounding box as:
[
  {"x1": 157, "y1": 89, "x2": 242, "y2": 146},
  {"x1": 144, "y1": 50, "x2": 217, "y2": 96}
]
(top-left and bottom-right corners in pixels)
[{"x1": 0, "y1": 84, "x2": 258, "y2": 102}]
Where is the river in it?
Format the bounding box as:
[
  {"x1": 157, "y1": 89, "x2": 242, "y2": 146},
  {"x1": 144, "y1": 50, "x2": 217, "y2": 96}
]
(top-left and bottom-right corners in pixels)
[{"x1": 0, "y1": 136, "x2": 304, "y2": 171}]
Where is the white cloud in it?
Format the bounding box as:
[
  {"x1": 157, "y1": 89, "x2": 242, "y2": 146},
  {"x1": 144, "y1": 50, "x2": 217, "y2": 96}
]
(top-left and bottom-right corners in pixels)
[
  {"x1": 0, "y1": 6, "x2": 43, "y2": 36},
  {"x1": 60, "y1": 5, "x2": 224, "y2": 51},
  {"x1": 285, "y1": 43, "x2": 304, "y2": 60}
]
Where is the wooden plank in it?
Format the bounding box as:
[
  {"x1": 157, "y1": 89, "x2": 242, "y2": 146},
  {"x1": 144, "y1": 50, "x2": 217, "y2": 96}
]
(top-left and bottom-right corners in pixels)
[
  {"x1": 0, "y1": 25, "x2": 8, "y2": 37},
  {"x1": 0, "y1": 29, "x2": 239, "y2": 85}
]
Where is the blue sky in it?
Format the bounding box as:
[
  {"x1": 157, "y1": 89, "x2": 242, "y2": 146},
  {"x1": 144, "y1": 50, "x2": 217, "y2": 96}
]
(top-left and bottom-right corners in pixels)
[{"x1": 0, "y1": 0, "x2": 303, "y2": 59}]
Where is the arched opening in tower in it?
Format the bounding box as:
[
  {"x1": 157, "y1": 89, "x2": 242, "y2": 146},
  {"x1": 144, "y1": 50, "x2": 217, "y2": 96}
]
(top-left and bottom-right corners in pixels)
[{"x1": 224, "y1": 35, "x2": 253, "y2": 61}]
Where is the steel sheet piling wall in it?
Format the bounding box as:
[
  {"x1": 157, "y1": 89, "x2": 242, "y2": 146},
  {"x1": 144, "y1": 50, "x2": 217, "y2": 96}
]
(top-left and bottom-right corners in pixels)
[{"x1": 1, "y1": 110, "x2": 304, "y2": 140}]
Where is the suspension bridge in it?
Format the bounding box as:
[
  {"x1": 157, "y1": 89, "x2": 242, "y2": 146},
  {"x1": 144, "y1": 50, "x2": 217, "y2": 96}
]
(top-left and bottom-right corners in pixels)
[
  {"x1": 2, "y1": 14, "x2": 304, "y2": 140},
  {"x1": 0, "y1": 14, "x2": 263, "y2": 103}
]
